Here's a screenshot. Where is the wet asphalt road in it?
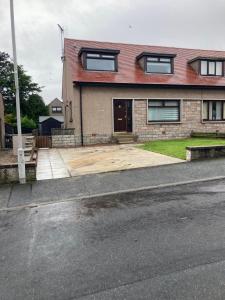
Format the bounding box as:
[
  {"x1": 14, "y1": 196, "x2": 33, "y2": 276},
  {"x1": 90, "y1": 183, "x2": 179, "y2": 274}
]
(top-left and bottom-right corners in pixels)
[{"x1": 2, "y1": 179, "x2": 225, "y2": 299}]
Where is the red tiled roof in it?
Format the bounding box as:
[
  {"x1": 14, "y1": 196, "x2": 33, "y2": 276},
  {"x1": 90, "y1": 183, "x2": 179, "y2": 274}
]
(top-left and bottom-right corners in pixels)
[{"x1": 64, "y1": 38, "x2": 225, "y2": 87}]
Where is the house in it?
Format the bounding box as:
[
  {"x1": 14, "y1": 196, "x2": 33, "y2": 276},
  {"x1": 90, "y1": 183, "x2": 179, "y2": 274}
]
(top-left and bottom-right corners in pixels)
[
  {"x1": 48, "y1": 98, "x2": 63, "y2": 116},
  {"x1": 38, "y1": 116, "x2": 64, "y2": 136},
  {"x1": 62, "y1": 38, "x2": 225, "y2": 145},
  {"x1": 0, "y1": 94, "x2": 5, "y2": 148}
]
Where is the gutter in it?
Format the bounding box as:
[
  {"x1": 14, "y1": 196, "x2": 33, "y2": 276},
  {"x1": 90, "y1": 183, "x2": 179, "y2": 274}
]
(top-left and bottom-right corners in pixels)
[{"x1": 74, "y1": 81, "x2": 225, "y2": 90}]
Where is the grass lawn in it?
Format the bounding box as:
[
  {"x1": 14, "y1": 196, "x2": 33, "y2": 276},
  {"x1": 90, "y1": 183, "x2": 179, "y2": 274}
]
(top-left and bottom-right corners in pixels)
[{"x1": 139, "y1": 138, "x2": 225, "y2": 160}]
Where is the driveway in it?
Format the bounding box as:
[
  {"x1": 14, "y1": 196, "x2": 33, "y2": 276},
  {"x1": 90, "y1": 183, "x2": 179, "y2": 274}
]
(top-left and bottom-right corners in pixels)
[{"x1": 36, "y1": 144, "x2": 183, "y2": 180}]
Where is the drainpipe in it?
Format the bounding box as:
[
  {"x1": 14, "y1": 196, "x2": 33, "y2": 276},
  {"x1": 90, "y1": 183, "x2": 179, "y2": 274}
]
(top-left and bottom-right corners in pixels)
[{"x1": 79, "y1": 85, "x2": 84, "y2": 146}]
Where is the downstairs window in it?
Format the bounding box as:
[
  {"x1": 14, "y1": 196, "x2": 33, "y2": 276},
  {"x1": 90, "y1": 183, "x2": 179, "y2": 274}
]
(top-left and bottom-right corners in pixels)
[
  {"x1": 148, "y1": 100, "x2": 180, "y2": 122},
  {"x1": 203, "y1": 100, "x2": 225, "y2": 121}
]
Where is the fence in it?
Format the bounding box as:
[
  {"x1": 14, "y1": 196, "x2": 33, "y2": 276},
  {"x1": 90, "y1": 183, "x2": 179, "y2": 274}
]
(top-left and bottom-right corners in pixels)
[
  {"x1": 36, "y1": 136, "x2": 52, "y2": 148},
  {"x1": 5, "y1": 135, "x2": 13, "y2": 149}
]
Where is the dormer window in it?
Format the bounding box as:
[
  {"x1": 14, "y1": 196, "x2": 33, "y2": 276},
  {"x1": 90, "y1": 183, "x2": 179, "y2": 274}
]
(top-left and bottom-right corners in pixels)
[
  {"x1": 79, "y1": 48, "x2": 120, "y2": 72},
  {"x1": 136, "y1": 52, "x2": 176, "y2": 75},
  {"x1": 189, "y1": 57, "x2": 225, "y2": 76},
  {"x1": 200, "y1": 60, "x2": 223, "y2": 76}
]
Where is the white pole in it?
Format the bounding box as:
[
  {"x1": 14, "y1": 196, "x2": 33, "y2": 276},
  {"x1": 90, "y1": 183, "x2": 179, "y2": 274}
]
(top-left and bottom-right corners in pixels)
[{"x1": 10, "y1": 0, "x2": 26, "y2": 184}]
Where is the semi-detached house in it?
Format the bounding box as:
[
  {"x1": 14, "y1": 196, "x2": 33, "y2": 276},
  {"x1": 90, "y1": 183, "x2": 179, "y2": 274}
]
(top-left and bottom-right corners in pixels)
[{"x1": 62, "y1": 38, "x2": 225, "y2": 145}]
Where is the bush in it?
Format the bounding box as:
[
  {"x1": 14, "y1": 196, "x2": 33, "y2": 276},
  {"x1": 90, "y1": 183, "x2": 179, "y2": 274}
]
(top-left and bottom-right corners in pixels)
[{"x1": 21, "y1": 116, "x2": 36, "y2": 129}]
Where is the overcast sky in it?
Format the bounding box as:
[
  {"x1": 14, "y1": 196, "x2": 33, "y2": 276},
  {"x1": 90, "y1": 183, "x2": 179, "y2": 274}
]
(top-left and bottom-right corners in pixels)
[{"x1": 1, "y1": 0, "x2": 225, "y2": 103}]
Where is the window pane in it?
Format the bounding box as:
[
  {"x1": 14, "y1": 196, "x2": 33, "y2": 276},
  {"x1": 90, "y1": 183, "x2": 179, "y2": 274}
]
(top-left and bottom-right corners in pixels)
[
  {"x1": 201, "y1": 61, "x2": 207, "y2": 75},
  {"x1": 216, "y1": 62, "x2": 222, "y2": 75},
  {"x1": 101, "y1": 55, "x2": 115, "y2": 58},
  {"x1": 209, "y1": 61, "x2": 215, "y2": 75},
  {"x1": 209, "y1": 101, "x2": 222, "y2": 120},
  {"x1": 164, "y1": 101, "x2": 178, "y2": 107},
  {"x1": 86, "y1": 58, "x2": 115, "y2": 71},
  {"x1": 148, "y1": 100, "x2": 163, "y2": 107},
  {"x1": 203, "y1": 101, "x2": 208, "y2": 119},
  {"x1": 216, "y1": 101, "x2": 222, "y2": 120},
  {"x1": 209, "y1": 101, "x2": 213, "y2": 120},
  {"x1": 147, "y1": 62, "x2": 171, "y2": 73},
  {"x1": 87, "y1": 53, "x2": 100, "y2": 58},
  {"x1": 147, "y1": 57, "x2": 158, "y2": 61},
  {"x1": 148, "y1": 107, "x2": 179, "y2": 121},
  {"x1": 160, "y1": 58, "x2": 171, "y2": 62}
]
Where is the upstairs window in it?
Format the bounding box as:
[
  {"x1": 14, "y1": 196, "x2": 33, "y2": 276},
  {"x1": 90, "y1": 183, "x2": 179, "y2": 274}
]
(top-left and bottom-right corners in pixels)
[
  {"x1": 203, "y1": 100, "x2": 225, "y2": 121},
  {"x1": 201, "y1": 60, "x2": 223, "y2": 76},
  {"x1": 52, "y1": 106, "x2": 62, "y2": 113},
  {"x1": 86, "y1": 53, "x2": 117, "y2": 71},
  {"x1": 146, "y1": 57, "x2": 173, "y2": 74},
  {"x1": 148, "y1": 100, "x2": 180, "y2": 122}
]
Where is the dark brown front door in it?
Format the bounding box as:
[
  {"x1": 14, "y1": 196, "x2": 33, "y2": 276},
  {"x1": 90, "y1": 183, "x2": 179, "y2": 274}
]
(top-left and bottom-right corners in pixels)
[{"x1": 114, "y1": 100, "x2": 132, "y2": 132}]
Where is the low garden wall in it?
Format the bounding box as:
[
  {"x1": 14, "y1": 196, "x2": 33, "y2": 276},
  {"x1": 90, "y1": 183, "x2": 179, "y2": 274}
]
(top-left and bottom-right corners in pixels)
[
  {"x1": 186, "y1": 145, "x2": 225, "y2": 161},
  {"x1": 0, "y1": 162, "x2": 36, "y2": 184},
  {"x1": 52, "y1": 134, "x2": 113, "y2": 147}
]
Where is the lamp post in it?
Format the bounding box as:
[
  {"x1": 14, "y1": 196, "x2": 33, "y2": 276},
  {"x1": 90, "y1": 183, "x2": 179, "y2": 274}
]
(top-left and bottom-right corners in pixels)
[{"x1": 10, "y1": 0, "x2": 26, "y2": 184}]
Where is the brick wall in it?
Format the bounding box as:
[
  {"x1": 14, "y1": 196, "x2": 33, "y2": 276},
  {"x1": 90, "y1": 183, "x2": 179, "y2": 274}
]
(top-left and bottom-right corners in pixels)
[{"x1": 134, "y1": 99, "x2": 225, "y2": 141}]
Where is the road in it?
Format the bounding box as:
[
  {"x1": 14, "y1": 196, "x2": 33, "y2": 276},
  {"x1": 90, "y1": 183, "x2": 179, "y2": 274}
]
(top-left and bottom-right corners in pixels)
[{"x1": 1, "y1": 178, "x2": 225, "y2": 299}]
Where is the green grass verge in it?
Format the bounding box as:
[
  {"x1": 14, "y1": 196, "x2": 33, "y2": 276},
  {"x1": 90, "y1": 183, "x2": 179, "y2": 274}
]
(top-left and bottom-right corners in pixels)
[{"x1": 139, "y1": 138, "x2": 225, "y2": 160}]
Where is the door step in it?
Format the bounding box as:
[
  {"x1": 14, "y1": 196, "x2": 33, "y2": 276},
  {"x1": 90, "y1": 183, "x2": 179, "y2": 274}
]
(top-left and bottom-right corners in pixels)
[{"x1": 113, "y1": 133, "x2": 136, "y2": 144}]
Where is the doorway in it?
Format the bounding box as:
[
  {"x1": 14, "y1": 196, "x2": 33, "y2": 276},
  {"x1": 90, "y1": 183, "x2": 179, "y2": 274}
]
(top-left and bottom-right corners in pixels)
[{"x1": 113, "y1": 99, "x2": 132, "y2": 132}]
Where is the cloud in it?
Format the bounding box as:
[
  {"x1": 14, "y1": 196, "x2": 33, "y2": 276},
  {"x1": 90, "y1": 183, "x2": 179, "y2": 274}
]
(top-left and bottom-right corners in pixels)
[{"x1": 1, "y1": 0, "x2": 225, "y2": 102}]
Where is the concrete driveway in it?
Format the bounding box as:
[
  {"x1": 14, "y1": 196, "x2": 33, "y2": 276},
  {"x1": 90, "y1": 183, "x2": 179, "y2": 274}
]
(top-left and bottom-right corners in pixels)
[{"x1": 36, "y1": 144, "x2": 183, "y2": 180}]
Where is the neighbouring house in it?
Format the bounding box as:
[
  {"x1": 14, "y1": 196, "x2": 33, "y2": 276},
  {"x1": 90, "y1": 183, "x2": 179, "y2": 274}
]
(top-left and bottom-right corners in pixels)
[
  {"x1": 38, "y1": 116, "x2": 64, "y2": 136},
  {"x1": 0, "y1": 94, "x2": 5, "y2": 148},
  {"x1": 62, "y1": 38, "x2": 225, "y2": 146},
  {"x1": 48, "y1": 98, "x2": 63, "y2": 116}
]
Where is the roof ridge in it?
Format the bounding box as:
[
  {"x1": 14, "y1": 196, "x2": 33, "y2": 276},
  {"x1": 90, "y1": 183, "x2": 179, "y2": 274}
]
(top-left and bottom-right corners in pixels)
[{"x1": 64, "y1": 37, "x2": 225, "y2": 54}]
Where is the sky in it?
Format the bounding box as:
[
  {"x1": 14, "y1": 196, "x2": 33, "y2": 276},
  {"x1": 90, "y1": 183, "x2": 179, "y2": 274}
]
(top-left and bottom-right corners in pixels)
[{"x1": 1, "y1": 0, "x2": 225, "y2": 103}]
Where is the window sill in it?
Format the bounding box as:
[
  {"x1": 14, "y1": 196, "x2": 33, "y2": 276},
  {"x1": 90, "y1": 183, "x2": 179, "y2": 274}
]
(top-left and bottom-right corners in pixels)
[
  {"x1": 145, "y1": 72, "x2": 173, "y2": 75},
  {"x1": 84, "y1": 69, "x2": 117, "y2": 73},
  {"x1": 202, "y1": 121, "x2": 225, "y2": 124},
  {"x1": 147, "y1": 121, "x2": 182, "y2": 125}
]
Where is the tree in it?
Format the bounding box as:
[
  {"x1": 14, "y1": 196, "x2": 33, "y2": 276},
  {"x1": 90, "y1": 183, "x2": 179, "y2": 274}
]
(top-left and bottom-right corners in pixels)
[
  {"x1": 0, "y1": 51, "x2": 42, "y2": 115},
  {"x1": 25, "y1": 94, "x2": 49, "y2": 124}
]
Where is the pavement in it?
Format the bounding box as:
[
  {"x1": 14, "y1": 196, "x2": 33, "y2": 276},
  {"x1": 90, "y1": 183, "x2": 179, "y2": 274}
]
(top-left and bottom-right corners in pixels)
[
  {"x1": 1, "y1": 157, "x2": 225, "y2": 210},
  {"x1": 2, "y1": 178, "x2": 225, "y2": 299},
  {"x1": 36, "y1": 145, "x2": 183, "y2": 180}
]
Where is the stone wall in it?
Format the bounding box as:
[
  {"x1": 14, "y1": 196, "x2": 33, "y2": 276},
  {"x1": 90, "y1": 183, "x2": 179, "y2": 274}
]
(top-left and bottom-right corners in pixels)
[
  {"x1": 135, "y1": 99, "x2": 225, "y2": 141},
  {"x1": 52, "y1": 135, "x2": 81, "y2": 147},
  {"x1": 0, "y1": 162, "x2": 36, "y2": 184},
  {"x1": 186, "y1": 145, "x2": 225, "y2": 161},
  {"x1": 52, "y1": 134, "x2": 113, "y2": 147}
]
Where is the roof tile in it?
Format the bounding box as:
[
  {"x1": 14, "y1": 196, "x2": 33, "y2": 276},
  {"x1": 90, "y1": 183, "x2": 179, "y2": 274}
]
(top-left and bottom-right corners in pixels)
[{"x1": 65, "y1": 38, "x2": 225, "y2": 87}]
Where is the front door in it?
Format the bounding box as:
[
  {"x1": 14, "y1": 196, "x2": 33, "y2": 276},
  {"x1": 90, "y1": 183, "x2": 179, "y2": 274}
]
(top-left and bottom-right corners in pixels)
[{"x1": 114, "y1": 99, "x2": 132, "y2": 132}]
